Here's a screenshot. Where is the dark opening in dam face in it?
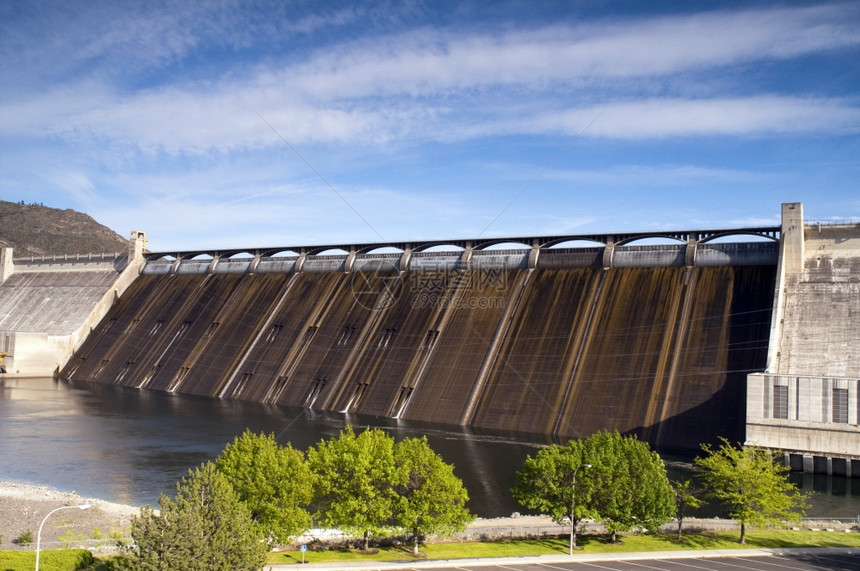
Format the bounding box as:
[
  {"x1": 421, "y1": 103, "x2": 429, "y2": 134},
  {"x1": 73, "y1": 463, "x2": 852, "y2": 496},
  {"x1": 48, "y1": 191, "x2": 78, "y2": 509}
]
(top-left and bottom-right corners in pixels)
[{"x1": 63, "y1": 262, "x2": 776, "y2": 452}]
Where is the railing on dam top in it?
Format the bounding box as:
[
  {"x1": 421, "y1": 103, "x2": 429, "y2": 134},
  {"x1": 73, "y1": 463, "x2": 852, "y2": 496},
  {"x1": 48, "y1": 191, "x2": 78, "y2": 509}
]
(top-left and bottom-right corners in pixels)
[
  {"x1": 13, "y1": 251, "x2": 127, "y2": 263},
  {"x1": 141, "y1": 226, "x2": 781, "y2": 275},
  {"x1": 805, "y1": 218, "x2": 860, "y2": 227},
  {"x1": 11, "y1": 251, "x2": 130, "y2": 273}
]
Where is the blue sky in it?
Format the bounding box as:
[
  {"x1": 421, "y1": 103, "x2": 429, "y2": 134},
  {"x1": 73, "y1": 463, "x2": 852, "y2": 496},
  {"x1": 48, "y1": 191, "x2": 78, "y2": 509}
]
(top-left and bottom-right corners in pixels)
[{"x1": 1, "y1": 1, "x2": 859, "y2": 252}]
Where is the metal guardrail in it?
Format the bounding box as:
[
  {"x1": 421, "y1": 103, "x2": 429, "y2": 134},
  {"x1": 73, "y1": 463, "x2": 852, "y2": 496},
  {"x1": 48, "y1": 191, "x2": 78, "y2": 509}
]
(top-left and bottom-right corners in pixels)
[
  {"x1": 805, "y1": 219, "x2": 860, "y2": 226},
  {"x1": 12, "y1": 252, "x2": 124, "y2": 263},
  {"x1": 804, "y1": 516, "x2": 860, "y2": 524}
]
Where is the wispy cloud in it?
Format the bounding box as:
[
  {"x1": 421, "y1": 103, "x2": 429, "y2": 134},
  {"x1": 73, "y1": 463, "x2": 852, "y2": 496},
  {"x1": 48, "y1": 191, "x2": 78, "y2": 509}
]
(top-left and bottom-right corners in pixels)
[
  {"x1": 4, "y1": 87, "x2": 857, "y2": 156},
  {"x1": 550, "y1": 97, "x2": 860, "y2": 139},
  {"x1": 287, "y1": 4, "x2": 860, "y2": 98}
]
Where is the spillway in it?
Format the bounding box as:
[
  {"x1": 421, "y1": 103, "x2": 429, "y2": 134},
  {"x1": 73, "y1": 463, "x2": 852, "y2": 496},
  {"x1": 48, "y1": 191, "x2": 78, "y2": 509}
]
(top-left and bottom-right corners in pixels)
[{"x1": 62, "y1": 240, "x2": 776, "y2": 451}]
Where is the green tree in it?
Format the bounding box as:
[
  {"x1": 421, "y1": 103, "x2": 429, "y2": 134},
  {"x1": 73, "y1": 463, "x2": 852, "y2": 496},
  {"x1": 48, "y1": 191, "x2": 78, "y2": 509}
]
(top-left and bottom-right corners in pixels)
[
  {"x1": 672, "y1": 479, "x2": 703, "y2": 541},
  {"x1": 393, "y1": 436, "x2": 474, "y2": 555},
  {"x1": 307, "y1": 426, "x2": 402, "y2": 552},
  {"x1": 512, "y1": 438, "x2": 591, "y2": 553},
  {"x1": 586, "y1": 431, "x2": 674, "y2": 543},
  {"x1": 513, "y1": 432, "x2": 674, "y2": 549},
  {"x1": 215, "y1": 429, "x2": 313, "y2": 545},
  {"x1": 127, "y1": 462, "x2": 267, "y2": 571},
  {"x1": 695, "y1": 438, "x2": 807, "y2": 544}
]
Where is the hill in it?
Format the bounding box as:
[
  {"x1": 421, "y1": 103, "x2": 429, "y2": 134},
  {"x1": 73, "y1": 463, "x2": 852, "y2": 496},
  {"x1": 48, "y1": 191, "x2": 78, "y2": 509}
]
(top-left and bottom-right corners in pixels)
[{"x1": 0, "y1": 200, "x2": 129, "y2": 257}]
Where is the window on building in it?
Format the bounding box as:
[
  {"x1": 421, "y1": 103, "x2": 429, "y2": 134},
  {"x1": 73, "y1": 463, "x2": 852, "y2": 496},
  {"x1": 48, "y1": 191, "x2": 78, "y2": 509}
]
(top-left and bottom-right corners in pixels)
[
  {"x1": 832, "y1": 387, "x2": 849, "y2": 424},
  {"x1": 773, "y1": 384, "x2": 789, "y2": 419}
]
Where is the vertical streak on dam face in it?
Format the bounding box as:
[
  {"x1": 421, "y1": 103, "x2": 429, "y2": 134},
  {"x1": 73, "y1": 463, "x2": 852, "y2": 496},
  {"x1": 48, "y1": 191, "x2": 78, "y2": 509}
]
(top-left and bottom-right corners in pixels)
[
  {"x1": 329, "y1": 269, "x2": 458, "y2": 418},
  {"x1": 556, "y1": 267, "x2": 690, "y2": 440},
  {"x1": 64, "y1": 262, "x2": 775, "y2": 450},
  {"x1": 401, "y1": 269, "x2": 526, "y2": 425},
  {"x1": 466, "y1": 268, "x2": 601, "y2": 435}
]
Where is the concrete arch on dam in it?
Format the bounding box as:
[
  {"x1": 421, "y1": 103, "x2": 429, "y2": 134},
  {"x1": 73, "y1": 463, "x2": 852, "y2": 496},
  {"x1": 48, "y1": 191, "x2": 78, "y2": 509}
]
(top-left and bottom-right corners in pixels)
[{"x1": 698, "y1": 230, "x2": 779, "y2": 243}]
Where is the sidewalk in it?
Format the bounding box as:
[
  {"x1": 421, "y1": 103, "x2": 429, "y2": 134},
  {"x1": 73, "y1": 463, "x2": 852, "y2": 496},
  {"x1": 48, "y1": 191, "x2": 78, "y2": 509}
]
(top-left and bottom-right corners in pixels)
[{"x1": 266, "y1": 546, "x2": 860, "y2": 570}]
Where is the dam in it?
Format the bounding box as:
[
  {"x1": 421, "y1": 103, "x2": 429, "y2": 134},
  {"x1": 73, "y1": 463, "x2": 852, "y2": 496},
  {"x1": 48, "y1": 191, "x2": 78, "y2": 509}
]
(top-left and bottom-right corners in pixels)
[
  {"x1": 62, "y1": 227, "x2": 780, "y2": 453},
  {"x1": 1, "y1": 203, "x2": 858, "y2": 462}
]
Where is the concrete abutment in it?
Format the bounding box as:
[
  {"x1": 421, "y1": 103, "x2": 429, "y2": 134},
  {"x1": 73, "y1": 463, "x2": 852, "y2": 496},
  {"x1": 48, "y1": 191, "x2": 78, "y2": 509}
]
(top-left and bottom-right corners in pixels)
[
  {"x1": 0, "y1": 231, "x2": 147, "y2": 376},
  {"x1": 746, "y1": 202, "x2": 860, "y2": 467}
]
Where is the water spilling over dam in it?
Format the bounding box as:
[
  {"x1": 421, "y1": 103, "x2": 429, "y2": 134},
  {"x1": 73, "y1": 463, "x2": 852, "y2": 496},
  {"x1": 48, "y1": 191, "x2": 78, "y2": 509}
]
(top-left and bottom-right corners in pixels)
[{"x1": 61, "y1": 236, "x2": 778, "y2": 452}]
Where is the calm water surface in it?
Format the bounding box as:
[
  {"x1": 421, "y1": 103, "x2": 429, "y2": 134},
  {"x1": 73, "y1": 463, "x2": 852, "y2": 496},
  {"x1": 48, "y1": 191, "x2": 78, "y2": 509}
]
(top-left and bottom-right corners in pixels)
[{"x1": 1, "y1": 377, "x2": 858, "y2": 519}]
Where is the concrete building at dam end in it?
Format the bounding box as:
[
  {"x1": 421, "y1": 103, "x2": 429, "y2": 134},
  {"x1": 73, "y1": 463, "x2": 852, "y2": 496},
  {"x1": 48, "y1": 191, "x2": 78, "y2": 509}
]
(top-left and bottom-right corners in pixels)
[
  {"x1": 746, "y1": 203, "x2": 860, "y2": 476},
  {"x1": 0, "y1": 203, "x2": 857, "y2": 472}
]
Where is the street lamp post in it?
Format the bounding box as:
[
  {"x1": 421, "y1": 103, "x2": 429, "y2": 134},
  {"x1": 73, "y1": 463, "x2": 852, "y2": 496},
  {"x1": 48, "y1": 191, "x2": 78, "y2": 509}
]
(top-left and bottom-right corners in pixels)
[
  {"x1": 569, "y1": 463, "x2": 591, "y2": 556},
  {"x1": 35, "y1": 504, "x2": 91, "y2": 571}
]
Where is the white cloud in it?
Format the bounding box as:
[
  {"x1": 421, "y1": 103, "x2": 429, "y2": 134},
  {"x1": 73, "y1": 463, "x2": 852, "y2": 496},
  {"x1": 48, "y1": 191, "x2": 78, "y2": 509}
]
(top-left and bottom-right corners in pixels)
[
  {"x1": 510, "y1": 97, "x2": 860, "y2": 140},
  {"x1": 0, "y1": 80, "x2": 442, "y2": 153},
  {"x1": 49, "y1": 171, "x2": 101, "y2": 204},
  {"x1": 284, "y1": 3, "x2": 860, "y2": 99}
]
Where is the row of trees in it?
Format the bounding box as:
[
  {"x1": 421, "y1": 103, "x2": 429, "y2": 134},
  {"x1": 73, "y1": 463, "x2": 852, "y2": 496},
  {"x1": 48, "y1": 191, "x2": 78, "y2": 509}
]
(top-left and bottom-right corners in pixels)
[
  {"x1": 122, "y1": 426, "x2": 474, "y2": 569},
  {"x1": 119, "y1": 427, "x2": 808, "y2": 570},
  {"x1": 513, "y1": 432, "x2": 808, "y2": 552}
]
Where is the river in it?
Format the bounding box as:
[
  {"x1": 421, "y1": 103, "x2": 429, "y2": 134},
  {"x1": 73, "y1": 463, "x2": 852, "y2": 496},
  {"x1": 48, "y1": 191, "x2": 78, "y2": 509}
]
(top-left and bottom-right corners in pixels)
[{"x1": 1, "y1": 377, "x2": 858, "y2": 519}]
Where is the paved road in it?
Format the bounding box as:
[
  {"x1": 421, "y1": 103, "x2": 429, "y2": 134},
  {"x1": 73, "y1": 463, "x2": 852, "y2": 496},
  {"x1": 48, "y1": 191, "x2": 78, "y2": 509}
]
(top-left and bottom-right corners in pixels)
[{"x1": 267, "y1": 548, "x2": 860, "y2": 571}]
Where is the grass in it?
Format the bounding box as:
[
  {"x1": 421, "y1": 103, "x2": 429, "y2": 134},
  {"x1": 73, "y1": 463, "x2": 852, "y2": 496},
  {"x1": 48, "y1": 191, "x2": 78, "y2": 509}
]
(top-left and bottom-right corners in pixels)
[
  {"x1": 15, "y1": 529, "x2": 856, "y2": 568},
  {"x1": 266, "y1": 529, "x2": 860, "y2": 565}
]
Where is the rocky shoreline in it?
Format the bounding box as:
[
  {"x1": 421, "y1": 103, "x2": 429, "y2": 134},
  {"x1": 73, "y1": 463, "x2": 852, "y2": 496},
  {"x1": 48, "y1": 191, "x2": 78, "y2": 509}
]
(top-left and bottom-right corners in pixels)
[{"x1": 0, "y1": 481, "x2": 138, "y2": 551}]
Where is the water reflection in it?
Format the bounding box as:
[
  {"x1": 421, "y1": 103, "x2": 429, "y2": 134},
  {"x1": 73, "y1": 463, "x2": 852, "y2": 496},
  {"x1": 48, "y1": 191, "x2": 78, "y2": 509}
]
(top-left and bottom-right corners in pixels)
[{"x1": 0, "y1": 377, "x2": 858, "y2": 519}]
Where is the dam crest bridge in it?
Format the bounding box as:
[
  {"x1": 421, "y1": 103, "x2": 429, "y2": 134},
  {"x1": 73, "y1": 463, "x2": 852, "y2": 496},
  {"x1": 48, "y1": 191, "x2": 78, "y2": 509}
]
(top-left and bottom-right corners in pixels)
[
  {"x1": 143, "y1": 225, "x2": 781, "y2": 274},
  {"x1": 146, "y1": 226, "x2": 781, "y2": 259}
]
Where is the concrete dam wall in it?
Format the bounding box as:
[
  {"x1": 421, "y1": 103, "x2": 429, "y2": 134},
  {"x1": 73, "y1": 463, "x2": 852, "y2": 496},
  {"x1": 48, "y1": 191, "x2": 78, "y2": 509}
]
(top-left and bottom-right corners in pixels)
[
  {"x1": 0, "y1": 234, "x2": 146, "y2": 375},
  {"x1": 61, "y1": 241, "x2": 777, "y2": 451}
]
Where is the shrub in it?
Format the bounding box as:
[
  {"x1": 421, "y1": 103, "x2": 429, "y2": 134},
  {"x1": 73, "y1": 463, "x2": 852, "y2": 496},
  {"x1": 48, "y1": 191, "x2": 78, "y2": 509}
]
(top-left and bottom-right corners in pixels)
[
  {"x1": 60, "y1": 529, "x2": 86, "y2": 547},
  {"x1": 0, "y1": 548, "x2": 94, "y2": 570},
  {"x1": 14, "y1": 529, "x2": 33, "y2": 546}
]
